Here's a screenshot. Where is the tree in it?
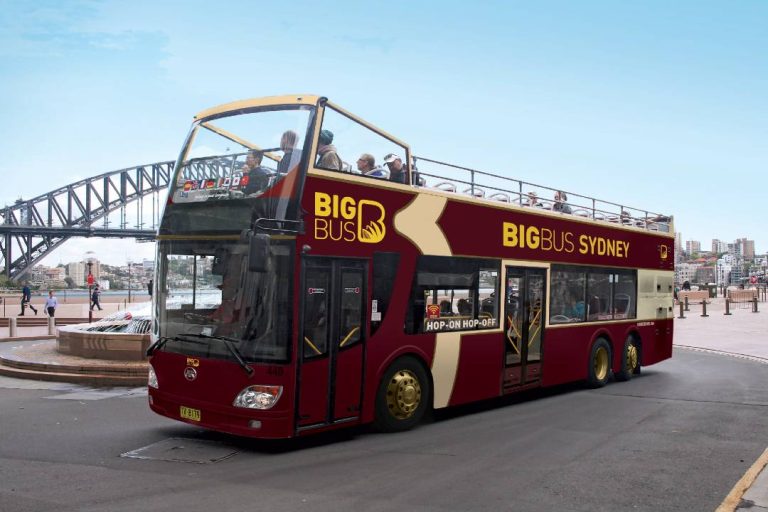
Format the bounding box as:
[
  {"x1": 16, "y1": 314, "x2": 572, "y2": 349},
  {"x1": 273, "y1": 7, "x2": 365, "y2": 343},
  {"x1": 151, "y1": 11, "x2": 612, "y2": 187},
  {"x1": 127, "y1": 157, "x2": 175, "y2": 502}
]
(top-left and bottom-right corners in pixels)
[{"x1": 64, "y1": 277, "x2": 76, "y2": 289}]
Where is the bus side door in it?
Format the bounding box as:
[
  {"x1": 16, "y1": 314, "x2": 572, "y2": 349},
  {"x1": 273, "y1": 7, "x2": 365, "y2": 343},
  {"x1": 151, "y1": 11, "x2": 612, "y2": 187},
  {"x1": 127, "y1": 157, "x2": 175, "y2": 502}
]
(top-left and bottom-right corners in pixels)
[
  {"x1": 298, "y1": 258, "x2": 367, "y2": 430},
  {"x1": 503, "y1": 266, "x2": 546, "y2": 389}
]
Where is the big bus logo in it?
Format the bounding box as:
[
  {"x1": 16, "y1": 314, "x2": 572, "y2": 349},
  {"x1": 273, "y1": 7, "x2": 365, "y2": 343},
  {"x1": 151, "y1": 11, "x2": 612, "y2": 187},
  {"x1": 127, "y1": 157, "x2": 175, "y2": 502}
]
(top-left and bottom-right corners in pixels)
[{"x1": 314, "y1": 192, "x2": 386, "y2": 244}]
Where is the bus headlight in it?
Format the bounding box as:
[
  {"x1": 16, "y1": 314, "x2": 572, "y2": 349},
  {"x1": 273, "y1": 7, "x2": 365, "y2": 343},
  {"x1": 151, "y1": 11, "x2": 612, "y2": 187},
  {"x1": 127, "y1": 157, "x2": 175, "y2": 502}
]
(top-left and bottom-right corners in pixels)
[
  {"x1": 148, "y1": 365, "x2": 159, "y2": 389},
  {"x1": 233, "y1": 385, "x2": 283, "y2": 410}
]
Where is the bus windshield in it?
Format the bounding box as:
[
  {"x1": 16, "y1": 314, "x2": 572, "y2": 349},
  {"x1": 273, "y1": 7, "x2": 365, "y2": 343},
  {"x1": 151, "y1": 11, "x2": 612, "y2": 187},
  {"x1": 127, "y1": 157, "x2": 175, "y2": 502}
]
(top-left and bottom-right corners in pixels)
[
  {"x1": 161, "y1": 105, "x2": 314, "y2": 235},
  {"x1": 154, "y1": 238, "x2": 294, "y2": 363}
]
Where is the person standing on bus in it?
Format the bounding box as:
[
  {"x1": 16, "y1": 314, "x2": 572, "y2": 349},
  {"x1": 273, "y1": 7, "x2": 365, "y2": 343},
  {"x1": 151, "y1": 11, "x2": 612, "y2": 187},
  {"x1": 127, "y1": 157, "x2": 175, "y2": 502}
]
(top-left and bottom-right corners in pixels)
[
  {"x1": 241, "y1": 150, "x2": 271, "y2": 194},
  {"x1": 277, "y1": 130, "x2": 302, "y2": 175},
  {"x1": 552, "y1": 191, "x2": 572, "y2": 214},
  {"x1": 44, "y1": 290, "x2": 58, "y2": 317},
  {"x1": 383, "y1": 153, "x2": 407, "y2": 184},
  {"x1": 315, "y1": 129, "x2": 342, "y2": 171},
  {"x1": 20, "y1": 282, "x2": 38, "y2": 316}
]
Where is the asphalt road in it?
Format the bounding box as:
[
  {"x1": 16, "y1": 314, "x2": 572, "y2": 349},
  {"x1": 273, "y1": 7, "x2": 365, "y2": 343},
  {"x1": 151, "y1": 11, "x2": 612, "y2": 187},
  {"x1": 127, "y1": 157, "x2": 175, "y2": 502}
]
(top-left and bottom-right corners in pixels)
[{"x1": 1, "y1": 348, "x2": 766, "y2": 512}]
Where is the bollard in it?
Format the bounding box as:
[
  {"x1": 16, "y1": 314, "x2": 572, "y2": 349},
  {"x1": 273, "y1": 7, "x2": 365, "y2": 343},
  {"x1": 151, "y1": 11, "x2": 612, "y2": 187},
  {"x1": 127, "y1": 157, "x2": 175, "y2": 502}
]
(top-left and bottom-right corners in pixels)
[
  {"x1": 89, "y1": 309, "x2": 93, "y2": 324},
  {"x1": 701, "y1": 300, "x2": 708, "y2": 317},
  {"x1": 753, "y1": 297, "x2": 759, "y2": 313},
  {"x1": 684, "y1": 296, "x2": 689, "y2": 312},
  {"x1": 724, "y1": 298, "x2": 732, "y2": 315},
  {"x1": 47, "y1": 316, "x2": 55, "y2": 335},
  {"x1": 678, "y1": 301, "x2": 685, "y2": 319},
  {"x1": 9, "y1": 317, "x2": 17, "y2": 337}
]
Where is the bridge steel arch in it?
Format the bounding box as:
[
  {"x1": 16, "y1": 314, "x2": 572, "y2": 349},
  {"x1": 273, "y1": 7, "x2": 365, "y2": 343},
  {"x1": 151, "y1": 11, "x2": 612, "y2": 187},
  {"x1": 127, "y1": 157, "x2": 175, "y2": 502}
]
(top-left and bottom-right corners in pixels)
[{"x1": 1, "y1": 161, "x2": 175, "y2": 282}]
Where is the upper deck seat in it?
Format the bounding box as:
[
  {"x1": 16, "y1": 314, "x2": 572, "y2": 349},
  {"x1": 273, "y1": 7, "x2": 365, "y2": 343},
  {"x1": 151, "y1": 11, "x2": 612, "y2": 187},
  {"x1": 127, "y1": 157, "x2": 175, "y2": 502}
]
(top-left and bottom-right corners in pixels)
[
  {"x1": 572, "y1": 209, "x2": 590, "y2": 217},
  {"x1": 433, "y1": 181, "x2": 457, "y2": 193},
  {"x1": 463, "y1": 187, "x2": 485, "y2": 198},
  {"x1": 489, "y1": 192, "x2": 510, "y2": 202}
]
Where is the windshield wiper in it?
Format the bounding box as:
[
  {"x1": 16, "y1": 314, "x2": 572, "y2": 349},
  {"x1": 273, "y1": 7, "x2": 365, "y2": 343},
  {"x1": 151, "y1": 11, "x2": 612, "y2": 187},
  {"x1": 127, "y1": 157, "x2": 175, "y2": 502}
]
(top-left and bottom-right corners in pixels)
[
  {"x1": 176, "y1": 333, "x2": 254, "y2": 377},
  {"x1": 146, "y1": 336, "x2": 174, "y2": 357}
]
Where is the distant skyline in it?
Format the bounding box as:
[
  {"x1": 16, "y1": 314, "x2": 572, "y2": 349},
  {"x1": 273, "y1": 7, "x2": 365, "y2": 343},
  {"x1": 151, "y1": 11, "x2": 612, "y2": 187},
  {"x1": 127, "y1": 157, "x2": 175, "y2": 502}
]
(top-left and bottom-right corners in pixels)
[{"x1": 2, "y1": 1, "x2": 767, "y2": 265}]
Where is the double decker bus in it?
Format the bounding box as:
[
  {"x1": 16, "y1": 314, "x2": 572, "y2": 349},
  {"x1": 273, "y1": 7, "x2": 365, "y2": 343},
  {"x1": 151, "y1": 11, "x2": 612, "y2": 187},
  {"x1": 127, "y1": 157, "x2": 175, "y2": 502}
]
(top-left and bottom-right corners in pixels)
[{"x1": 147, "y1": 94, "x2": 675, "y2": 438}]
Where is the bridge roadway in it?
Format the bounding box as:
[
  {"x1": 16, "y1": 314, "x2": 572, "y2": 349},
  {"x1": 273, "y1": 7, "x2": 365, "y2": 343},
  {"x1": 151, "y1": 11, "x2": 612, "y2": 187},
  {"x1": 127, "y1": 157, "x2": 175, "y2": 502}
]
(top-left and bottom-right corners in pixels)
[{"x1": 0, "y1": 297, "x2": 766, "y2": 511}]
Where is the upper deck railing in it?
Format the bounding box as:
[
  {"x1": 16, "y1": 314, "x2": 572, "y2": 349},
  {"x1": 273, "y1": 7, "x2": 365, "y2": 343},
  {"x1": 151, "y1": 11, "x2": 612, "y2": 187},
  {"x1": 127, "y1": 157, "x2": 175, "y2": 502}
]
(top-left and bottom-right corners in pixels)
[{"x1": 412, "y1": 156, "x2": 672, "y2": 233}]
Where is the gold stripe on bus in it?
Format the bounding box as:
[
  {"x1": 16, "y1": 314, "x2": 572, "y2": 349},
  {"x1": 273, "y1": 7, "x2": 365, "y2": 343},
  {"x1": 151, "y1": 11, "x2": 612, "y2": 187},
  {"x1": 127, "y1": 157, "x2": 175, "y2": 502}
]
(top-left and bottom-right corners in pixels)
[
  {"x1": 431, "y1": 331, "x2": 461, "y2": 409},
  {"x1": 394, "y1": 194, "x2": 451, "y2": 256},
  {"x1": 194, "y1": 94, "x2": 321, "y2": 120}
]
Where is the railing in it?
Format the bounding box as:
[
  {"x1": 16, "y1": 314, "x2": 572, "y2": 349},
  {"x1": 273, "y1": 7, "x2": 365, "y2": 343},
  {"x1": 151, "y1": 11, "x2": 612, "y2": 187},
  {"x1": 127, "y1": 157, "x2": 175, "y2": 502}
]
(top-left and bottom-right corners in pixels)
[{"x1": 413, "y1": 156, "x2": 672, "y2": 233}]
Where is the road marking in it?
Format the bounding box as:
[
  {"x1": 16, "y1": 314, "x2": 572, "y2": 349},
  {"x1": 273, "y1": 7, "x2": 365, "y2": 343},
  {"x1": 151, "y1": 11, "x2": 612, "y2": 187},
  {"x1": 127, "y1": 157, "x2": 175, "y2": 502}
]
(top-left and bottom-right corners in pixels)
[
  {"x1": 675, "y1": 344, "x2": 768, "y2": 365},
  {"x1": 716, "y1": 446, "x2": 768, "y2": 512}
]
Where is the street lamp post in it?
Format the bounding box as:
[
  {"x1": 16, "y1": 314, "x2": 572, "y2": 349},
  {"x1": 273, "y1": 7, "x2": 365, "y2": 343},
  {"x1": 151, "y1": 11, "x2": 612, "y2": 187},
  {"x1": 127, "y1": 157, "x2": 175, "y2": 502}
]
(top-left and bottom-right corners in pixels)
[
  {"x1": 87, "y1": 260, "x2": 94, "y2": 323},
  {"x1": 127, "y1": 260, "x2": 132, "y2": 304}
]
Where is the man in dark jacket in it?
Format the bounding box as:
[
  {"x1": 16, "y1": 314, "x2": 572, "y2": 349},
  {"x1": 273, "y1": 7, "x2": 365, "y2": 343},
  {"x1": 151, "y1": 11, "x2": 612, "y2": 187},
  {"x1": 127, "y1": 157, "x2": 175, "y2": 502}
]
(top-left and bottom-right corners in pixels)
[
  {"x1": 383, "y1": 153, "x2": 407, "y2": 184},
  {"x1": 20, "y1": 282, "x2": 38, "y2": 315}
]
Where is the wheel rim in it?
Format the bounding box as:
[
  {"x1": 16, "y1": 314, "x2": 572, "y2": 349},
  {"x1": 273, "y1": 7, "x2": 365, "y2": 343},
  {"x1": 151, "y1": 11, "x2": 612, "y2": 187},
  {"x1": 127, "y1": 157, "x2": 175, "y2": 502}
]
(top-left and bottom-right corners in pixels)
[
  {"x1": 625, "y1": 342, "x2": 638, "y2": 373},
  {"x1": 594, "y1": 346, "x2": 609, "y2": 381},
  {"x1": 386, "y1": 369, "x2": 422, "y2": 420}
]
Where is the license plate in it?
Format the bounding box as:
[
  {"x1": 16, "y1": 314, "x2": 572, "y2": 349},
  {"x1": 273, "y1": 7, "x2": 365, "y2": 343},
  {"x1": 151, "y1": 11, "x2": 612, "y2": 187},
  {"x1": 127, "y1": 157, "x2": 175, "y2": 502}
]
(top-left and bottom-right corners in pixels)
[{"x1": 179, "y1": 406, "x2": 201, "y2": 422}]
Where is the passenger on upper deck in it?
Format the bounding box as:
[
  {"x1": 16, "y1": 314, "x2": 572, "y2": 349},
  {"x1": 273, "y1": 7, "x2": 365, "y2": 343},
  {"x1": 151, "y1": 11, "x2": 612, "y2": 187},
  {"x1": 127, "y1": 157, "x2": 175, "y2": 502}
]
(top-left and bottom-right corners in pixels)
[
  {"x1": 552, "y1": 191, "x2": 572, "y2": 214},
  {"x1": 526, "y1": 191, "x2": 543, "y2": 208},
  {"x1": 277, "y1": 130, "x2": 302, "y2": 175},
  {"x1": 357, "y1": 153, "x2": 387, "y2": 178},
  {"x1": 315, "y1": 129, "x2": 342, "y2": 171},
  {"x1": 240, "y1": 150, "x2": 272, "y2": 194},
  {"x1": 383, "y1": 153, "x2": 407, "y2": 184}
]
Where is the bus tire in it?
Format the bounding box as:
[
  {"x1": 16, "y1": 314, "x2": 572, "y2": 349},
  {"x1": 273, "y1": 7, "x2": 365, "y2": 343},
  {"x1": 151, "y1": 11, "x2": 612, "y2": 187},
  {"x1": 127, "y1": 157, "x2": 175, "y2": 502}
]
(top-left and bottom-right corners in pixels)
[
  {"x1": 587, "y1": 338, "x2": 612, "y2": 388},
  {"x1": 615, "y1": 335, "x2": 640, "y2": 382},
  {"x1": 373, "y1": 356, "x2": 430, "y2": 433}
]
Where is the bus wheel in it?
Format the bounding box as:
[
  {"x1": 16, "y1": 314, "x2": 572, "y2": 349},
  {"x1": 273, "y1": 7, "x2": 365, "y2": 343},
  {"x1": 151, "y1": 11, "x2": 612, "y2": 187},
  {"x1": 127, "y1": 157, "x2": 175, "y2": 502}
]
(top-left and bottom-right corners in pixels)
[
  {"x1": 616, "y1": 336, "x2": 640, "y2": 382},
  {"x1": 587, "y1": 338, "x2": 612, "y2": 388},
  {"x1": 374, "y1": 356, "x2": 430, "y2": 432}
]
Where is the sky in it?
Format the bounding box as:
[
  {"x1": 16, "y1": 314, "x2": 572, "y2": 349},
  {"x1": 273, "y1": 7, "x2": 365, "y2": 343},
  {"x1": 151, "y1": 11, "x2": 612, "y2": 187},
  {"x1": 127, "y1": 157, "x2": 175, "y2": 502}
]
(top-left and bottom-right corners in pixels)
[{"x1": 1, "y1": 0, "x2": 766, "y2": 266}]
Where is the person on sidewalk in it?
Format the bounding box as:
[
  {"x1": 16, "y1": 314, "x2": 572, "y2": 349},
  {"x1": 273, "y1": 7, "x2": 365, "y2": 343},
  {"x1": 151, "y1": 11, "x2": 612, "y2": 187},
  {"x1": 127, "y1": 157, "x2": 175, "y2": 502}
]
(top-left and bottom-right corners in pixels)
[
  {"x1": 44, "y1": 290, "x2": 58, "y2": 317},
  {"x1": 90, "y1": 285, "x2": 103, "y2": 311},
  {"x1": 20, "y1": 282, "x2": 38, "y2": 316}
]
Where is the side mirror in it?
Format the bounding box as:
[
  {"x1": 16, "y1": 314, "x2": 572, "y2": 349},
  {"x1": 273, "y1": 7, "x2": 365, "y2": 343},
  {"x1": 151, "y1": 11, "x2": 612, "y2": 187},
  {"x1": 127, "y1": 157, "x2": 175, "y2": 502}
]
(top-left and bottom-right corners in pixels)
[{"x1": 249, "y1": 233, "x2": 270, "y2": 272}]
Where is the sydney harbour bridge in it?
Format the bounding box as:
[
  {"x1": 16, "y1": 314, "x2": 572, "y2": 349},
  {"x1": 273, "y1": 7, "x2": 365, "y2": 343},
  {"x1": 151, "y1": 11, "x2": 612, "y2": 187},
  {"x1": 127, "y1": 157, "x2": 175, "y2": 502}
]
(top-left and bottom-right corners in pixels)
[{"x1": 0, "y1": 161, "x2": 176, "y2": 281}]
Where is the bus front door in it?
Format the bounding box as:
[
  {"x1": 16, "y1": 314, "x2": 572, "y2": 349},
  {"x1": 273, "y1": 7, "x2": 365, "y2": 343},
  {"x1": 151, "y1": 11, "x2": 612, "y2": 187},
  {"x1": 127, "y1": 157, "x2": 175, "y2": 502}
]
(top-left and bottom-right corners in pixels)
[
  {"x1": 297, "y1": 258, "x2": 367, "y2": 431},
  {"x1": 503, "y1": 267, "x2": 545, "y2": 390}
]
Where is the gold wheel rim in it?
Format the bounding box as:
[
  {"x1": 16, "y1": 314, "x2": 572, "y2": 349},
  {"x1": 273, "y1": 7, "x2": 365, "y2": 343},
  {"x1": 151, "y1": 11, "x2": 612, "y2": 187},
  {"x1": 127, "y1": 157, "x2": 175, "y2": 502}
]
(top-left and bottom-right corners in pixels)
[
  {"x1": 385, "y1": 369, "x2": 422, "y2": 420},
  {"x1": 594, "y1": 346, "x2": 609, "y2": 381},
  {"x1": 626, "y1": 343, "x2": 638, "y2": 373}
]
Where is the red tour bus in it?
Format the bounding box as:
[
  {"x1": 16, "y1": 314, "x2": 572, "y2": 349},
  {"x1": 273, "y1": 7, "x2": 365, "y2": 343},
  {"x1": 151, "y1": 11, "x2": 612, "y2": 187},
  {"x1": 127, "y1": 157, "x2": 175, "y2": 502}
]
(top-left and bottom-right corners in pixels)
[{"x1": 147, "y1": 94, "x2": 675, "y2": 438}]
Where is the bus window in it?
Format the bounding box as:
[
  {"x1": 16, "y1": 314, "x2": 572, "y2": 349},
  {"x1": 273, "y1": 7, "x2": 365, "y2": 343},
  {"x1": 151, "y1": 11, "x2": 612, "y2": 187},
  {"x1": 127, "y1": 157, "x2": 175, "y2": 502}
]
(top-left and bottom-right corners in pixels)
[
  {"x1": 614, "y1": 272, "x2": 637, "y2": 319},
  {"x1": 407, "y1": 256, "x2": 500, "y2": 334},
  {"x1": 549, "y1": 268, "x2": 586, "y2": 324},
  {"x1": 316, "y1": 105, "x2": 407, "y2": 180},
  {"x1": 587, "y1": 271, "x2": 613, "y2": 321}
]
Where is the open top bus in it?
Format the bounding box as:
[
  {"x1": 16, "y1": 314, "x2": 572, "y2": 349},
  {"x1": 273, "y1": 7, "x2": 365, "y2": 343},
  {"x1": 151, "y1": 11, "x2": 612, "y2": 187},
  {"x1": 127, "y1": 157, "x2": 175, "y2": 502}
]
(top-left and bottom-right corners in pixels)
[{"x1": 147, "y1": 94, "x2": 675, "y2": 438}]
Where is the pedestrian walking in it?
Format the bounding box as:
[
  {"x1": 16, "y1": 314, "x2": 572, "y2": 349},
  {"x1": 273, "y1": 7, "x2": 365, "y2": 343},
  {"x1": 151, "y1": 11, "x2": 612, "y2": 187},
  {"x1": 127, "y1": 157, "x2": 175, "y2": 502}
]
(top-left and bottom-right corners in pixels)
[
  {"x1": 44, "y1": 290, "x2": 58, "y2": 317},
  {"x1": 20, "y1": 281, "x2": 38, "y2": 316},
  {"x1": 90, "y1": 285, "x2": 103, "y2": 311}
]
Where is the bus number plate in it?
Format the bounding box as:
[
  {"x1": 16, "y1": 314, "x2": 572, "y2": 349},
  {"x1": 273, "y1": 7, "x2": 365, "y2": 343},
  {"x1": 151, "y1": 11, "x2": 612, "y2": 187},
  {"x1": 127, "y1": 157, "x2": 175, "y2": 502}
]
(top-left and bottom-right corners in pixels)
[{"x1": 180, "y1": 406, "x2": 201, "y2": 422}]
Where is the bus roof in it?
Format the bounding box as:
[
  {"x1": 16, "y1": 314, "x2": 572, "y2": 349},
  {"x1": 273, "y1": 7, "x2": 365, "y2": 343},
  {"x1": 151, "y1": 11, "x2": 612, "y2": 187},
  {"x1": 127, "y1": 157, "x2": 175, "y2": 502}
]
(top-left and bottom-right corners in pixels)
[{"x1": 194, "y1": 94, "x2": 322, "y2": 121}]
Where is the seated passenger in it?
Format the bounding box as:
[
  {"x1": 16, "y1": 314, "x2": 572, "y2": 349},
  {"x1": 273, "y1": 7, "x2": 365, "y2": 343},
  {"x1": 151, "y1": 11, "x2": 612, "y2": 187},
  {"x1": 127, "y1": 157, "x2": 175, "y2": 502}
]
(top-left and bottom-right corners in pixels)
[
  {"x1": 315, "y1": 129, "x2": 342, "y2": 171},
  {"x1": 457, "y1": 298, "x2": 472, "y2": 317},
  {"x1": 357, "y1": 153, "x2": 387, "y2": 177},
  {"x1": 439, "y1": 299, "x2": 452, "y2": 316},
  {"x1": 526, "y1": 191, "x2": 543, "y2": 207},
  {"x1": 241, "y1": 150, "x2": 272, "y2": 195},
  {"x1": 552, "y1": 190, "x2": 572, "y2": 214},
  {"x1": 277, "y1": 130, "x2": 302, "y2": 175},
  {"x1": 383, "y1": 153, "x2": 407, "y2": 184}
]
